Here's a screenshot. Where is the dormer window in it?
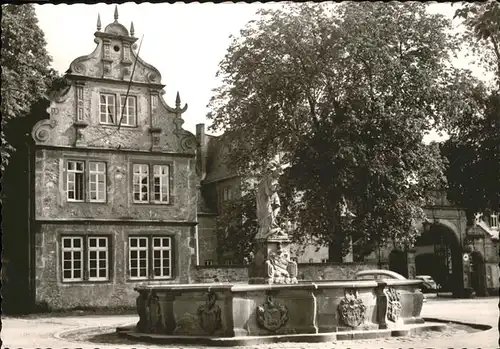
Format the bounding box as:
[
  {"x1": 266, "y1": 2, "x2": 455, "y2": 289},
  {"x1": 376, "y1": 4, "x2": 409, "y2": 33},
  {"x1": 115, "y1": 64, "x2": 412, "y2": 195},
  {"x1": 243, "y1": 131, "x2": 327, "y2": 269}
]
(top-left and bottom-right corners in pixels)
[
  {"x1": 99, "y1": 93, "x2": 137, "y2": 127},
  {"x1": 491, "y1": 213, "x2": 498, "y2": 229}
]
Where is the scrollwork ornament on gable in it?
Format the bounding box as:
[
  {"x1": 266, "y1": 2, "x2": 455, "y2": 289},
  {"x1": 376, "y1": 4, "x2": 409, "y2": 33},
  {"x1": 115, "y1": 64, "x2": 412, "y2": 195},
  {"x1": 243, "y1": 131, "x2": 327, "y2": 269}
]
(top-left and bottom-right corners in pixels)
[
  {"x1": 32, "y1": 119, "x2": 57, "y2": 144},
  {"x1": 180, "y1": 135, "x2": 197, "y2": 151},
  {"x1": 73, "y1": 62, "x2": 86, "y2": 75}
]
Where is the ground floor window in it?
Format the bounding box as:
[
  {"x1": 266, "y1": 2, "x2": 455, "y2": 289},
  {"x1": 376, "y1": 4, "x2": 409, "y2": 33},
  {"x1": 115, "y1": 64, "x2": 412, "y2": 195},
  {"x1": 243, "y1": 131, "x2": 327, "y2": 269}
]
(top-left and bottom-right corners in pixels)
[
  {"x1": 128, "y1": 236, "x2": 173, "y2": 280},
  {"x1": 61, "y1": 235, "x2": 110, "y2": 282}
]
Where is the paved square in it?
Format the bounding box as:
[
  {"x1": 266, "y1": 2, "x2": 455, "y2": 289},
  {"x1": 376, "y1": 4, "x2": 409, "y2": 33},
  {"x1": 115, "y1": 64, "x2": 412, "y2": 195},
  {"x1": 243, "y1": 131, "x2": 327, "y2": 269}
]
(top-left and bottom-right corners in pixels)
[{"x1": 1, "y1": 297, "x2": 497, "y2": 349}]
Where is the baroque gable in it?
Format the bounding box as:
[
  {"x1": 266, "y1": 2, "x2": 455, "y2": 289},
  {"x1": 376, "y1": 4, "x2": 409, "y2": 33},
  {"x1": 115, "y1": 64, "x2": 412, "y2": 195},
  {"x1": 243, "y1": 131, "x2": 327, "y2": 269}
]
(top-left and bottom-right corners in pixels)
[{"x1": 31, "y1": 7, "x2": 196, "y2": 155}]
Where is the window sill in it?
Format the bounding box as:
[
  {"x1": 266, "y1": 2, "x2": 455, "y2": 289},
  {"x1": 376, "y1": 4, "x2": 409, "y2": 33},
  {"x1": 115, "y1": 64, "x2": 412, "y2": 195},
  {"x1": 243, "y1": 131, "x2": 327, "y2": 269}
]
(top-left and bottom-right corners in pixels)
[
  {"x1": 61, "y1": 280, "x2": 112, "y2": 284},
  {"x1": 98, "y1": 123, "x2": 138, "y2": 129},
  {"x1": 127, "y1": 277, "x2": 174, "y2": 282},
  {"x1": 66, "y1": 200, "x2": 108, "y2": 204},
  {"x1": 132, "y1": 201, "x2": 172, "y2": 206}
]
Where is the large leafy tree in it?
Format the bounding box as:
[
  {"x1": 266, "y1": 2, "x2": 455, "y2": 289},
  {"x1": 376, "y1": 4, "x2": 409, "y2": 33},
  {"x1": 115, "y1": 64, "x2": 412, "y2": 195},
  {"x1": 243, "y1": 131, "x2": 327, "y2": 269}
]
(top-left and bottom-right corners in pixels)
[
  {"x1": 442, "y1": 1, "x2": 500, "y2": 221},
  {"x1": 1, "y1": 4, "x2": 57, "y2": 172},
  {"x1": 208, "y1": 3, "x2": 472, "y2": 259},
  {"x1": 1, "y1": 4, "x2": 58, "y2": 313}
]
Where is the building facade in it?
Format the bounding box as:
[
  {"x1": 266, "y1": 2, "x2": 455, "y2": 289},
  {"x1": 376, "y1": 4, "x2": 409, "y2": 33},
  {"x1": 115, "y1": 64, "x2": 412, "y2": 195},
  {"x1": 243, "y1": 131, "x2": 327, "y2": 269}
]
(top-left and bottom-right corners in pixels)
[{"x1": 28, "y1": 10, "x2": 198, "y2": 310}]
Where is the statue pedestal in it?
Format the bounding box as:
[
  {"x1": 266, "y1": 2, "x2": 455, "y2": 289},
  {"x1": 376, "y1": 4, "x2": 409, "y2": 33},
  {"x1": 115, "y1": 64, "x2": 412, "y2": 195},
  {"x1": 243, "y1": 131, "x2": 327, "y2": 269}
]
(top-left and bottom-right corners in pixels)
[{"x1": 248, "y1": 236, "x2": 298, "y2": 285}]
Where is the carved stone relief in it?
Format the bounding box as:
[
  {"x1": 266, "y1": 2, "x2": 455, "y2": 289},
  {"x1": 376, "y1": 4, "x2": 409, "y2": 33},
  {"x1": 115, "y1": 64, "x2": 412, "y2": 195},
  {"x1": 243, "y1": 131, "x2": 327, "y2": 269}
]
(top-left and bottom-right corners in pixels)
[
  {"x1": 265, "y1": 248, "x2": 298, "y2": 285},
  {"x1": 73, "y1": 63, "x2": 86, "y2": 74},
  {"x1": 136, "y1": 290, "x2": 163, "y2": 333},
  {"x1": 338, "y1": 289, "x2": 366, "y2": 328},
  {"x1": 32, "y1": 119, "x2": 57, "y2": 144},
  {"x1": 197, "y1": 292, "x2": 222, "y2": 335},
  {"x1": 173, "y1": 292, "x2": 223, "y2": 336},
  {"x1": 385, "y1": 287, "x2": 402, "y2": 322},
  {"x1": 256, "y1": 295, "x2": 289, "y2": 332}
]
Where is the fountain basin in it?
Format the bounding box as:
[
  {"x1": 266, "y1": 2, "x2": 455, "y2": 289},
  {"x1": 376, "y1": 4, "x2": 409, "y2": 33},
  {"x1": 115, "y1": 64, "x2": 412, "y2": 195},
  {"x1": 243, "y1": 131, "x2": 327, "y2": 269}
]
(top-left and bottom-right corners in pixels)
[{"x1": 117, "y1": 279, "x2": 439, "y2": 345}]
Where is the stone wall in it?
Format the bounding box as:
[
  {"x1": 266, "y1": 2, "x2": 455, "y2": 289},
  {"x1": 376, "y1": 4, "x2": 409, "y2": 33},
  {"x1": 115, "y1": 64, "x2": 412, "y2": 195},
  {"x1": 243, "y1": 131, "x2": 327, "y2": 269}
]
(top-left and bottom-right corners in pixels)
[
  {"x1": 197, "y1": 214, "x2": 218, "y2": 264},
  {"x1": 34, "y1": 148, "x2": 197, "y2": 222},
  {"x1": 35, "y1": 223, "x2": 195, "y2": 310},
  {"x1": 191, "y1": 262, "x2": 385, "y2": 284}
]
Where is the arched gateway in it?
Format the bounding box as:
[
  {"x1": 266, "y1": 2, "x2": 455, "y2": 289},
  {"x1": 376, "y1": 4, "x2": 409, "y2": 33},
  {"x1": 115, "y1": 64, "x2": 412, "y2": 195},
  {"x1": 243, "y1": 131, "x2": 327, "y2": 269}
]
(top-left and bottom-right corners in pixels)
[{"x1": 414, "y1": 222, "x2": 463, "y2": 294}]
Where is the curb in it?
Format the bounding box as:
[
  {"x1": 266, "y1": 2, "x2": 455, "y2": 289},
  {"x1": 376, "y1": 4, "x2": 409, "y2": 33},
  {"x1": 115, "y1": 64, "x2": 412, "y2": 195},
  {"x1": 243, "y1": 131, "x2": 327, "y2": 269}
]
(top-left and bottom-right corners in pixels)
[{"x1": 115, "y1": 322, "x2": 448, "y2": 347}]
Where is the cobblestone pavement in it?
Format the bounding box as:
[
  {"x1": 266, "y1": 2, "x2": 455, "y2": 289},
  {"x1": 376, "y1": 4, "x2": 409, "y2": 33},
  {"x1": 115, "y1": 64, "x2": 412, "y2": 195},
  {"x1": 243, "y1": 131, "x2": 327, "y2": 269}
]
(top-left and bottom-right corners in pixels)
[{"x1": 2, "y1": 297, "x2": 498, "y2": 349}]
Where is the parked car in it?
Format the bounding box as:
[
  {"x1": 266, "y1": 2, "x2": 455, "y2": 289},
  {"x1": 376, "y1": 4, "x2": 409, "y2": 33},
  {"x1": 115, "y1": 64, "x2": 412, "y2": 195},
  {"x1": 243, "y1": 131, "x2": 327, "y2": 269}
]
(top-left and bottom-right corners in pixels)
[
  {"x1": 354, "y1": 269, "x2": 407, "y2": 281},
  {"x1": 355, "y1": 270, "x2": 430, "y2": 302},
  {"x1": 415, "y1": 275, "x2": 439, "y2": 293}
]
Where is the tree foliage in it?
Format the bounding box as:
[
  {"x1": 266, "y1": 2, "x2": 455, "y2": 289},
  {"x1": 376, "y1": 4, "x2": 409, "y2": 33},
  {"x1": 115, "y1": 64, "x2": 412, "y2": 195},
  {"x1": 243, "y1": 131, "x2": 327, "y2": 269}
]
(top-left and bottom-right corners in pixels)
[
  {"x1": 442, "y1": 1, "x2": 500, "y2": 220},
  {"x1": 454, "y1": 0, "x2": 500, "y2": 86},
  {"x1": 208, "y1": 3, "x2": 474, "y2": 256},
  {"x1": 215, "y1": 188, "x2": 257, "y2": 264},
  {"x1": 1, "y1": 4, "x2": 57, "y2": 172}
]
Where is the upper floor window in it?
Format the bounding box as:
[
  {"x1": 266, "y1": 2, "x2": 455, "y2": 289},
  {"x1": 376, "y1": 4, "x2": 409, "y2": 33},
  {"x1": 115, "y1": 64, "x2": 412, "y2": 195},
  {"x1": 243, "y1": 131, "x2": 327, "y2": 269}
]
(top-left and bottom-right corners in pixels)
[
  {"x1": 133, "y1": 164, "x2": 149, "y2": 203},
  {"x1": 132, "y1": 163, "x2": 170, "y2": 204},
  {"x1": 66, "y1": 160, "x2": 107, "y2": 203},
  {"x1": 89, "y1": 162, "x2": 106, "y2": 202},
  {"x1": 99, "y1": 93, "x2": 137, "y2": 127},
  {"x1": 67, "y1": 160, "x2": 85, "y2": 202},
  {"x1": 120, "y1": 96, "x2": 137, "y2": 126},
  {"x1": 100, "y1": 94, "x2": 116, "y2": 125},
  {"x1": 491, "y1": 213, "x2": 498, "y2": 229},
  {"x1": 222, "y1": 187, "x2": 233, "y2": 201}
]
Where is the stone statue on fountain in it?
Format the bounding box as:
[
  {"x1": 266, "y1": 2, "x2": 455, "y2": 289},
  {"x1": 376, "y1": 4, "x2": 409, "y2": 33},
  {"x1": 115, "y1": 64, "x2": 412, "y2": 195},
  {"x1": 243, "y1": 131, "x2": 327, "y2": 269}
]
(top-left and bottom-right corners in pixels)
[
  {"x1": 255, "y1": 163, "x2": 288, "y2": 240},
  {"x1": 249, "y1": 161, "x2": 297, "y2": 284}
]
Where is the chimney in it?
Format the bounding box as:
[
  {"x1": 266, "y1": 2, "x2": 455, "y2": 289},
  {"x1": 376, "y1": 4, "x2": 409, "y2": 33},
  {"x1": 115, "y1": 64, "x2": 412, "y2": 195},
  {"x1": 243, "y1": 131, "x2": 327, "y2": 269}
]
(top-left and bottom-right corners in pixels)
[{"x1": 196, "y1": 123, "x2": 207, "y2": 181}]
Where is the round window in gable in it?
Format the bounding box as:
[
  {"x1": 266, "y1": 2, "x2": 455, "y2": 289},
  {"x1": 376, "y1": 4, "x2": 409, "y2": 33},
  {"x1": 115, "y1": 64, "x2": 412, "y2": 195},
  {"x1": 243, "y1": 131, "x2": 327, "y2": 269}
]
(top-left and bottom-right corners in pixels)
[{"x1": 113, "y1": 45, "x2": 120, "y2": 52}]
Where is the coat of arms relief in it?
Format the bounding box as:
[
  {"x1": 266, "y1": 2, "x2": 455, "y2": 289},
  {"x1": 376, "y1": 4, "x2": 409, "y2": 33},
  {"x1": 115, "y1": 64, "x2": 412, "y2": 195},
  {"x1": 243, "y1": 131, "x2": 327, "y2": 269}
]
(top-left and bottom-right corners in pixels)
[
  {"x1": 256, "y1": 295, "x2": 289, "y2": 332},
  {"x1": 338, "y1": 289, "x2": 367, "y2": 328}
]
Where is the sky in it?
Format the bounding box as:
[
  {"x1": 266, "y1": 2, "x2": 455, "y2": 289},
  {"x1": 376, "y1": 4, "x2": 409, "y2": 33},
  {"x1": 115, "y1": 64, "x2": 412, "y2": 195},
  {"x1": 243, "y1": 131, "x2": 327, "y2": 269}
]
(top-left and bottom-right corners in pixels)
[{"x1": 35, "y1": 2, "x2": 489, "y2": 141}]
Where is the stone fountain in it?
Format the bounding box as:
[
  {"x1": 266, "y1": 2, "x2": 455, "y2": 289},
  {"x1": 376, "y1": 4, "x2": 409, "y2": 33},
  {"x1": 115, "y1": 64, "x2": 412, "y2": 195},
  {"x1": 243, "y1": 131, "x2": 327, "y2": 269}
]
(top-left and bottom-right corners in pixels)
[{"x1": 117, "y1": 164, "x2": 444, "y2": 346}]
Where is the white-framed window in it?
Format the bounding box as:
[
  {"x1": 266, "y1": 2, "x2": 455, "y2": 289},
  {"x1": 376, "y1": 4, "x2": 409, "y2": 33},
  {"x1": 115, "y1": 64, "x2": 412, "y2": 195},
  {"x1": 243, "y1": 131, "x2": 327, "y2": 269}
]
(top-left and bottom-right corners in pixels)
[
  {"x1": 204, "y1": 260, "x2": 214, "y2": 266},
  {"x1": 132, "y1": 163, "x2": 171, "y2": 204},
  {"x1": 321, "y1": 259, "x2": 328, "y2": 263},
  {"x1": 61, "y1": 236, "x2": 110, "y2": 283},
  {"x1": 129, "y1": 237, "x2": 149, "y2": 280},
  {"x1": 100, "y1": 93, "x2": 116, "y2": 124},
  {"x1": 129, "y1": 236, "x2": 173, "y2": 280},
  {"x1": 119, "y1": 96, "x2": 137, "y2": 126},
  {"x1": 62, "y1": 237, "x2": 84, "y2": 282},
  {"x1": 88, "y1": 237, "x2": 109, "y2": 281},
  {"x1": 152, "y1": 237, "x2": 172, "y2": 279},
  {"x1": 222, "y1": 187, "x2": 232, "y2": 201},
  {"x1": 67, "y1": 160, "x2": 85, "y2": 202},
  {"x1": 89, "y1": 162, "x2": 106, "y2": 202},
  {"x1": 153, "y1": 165, "x2": 169, "y2": 203},
  {"x1": 66, "y1": 160, "x2": 107, "y2": 203},
  {"x1": 133, "y1": 164, "x2": 149, "y2": 203},
  {"x1": 491, "y1": 213, "x2": 499, "y2": 229}
]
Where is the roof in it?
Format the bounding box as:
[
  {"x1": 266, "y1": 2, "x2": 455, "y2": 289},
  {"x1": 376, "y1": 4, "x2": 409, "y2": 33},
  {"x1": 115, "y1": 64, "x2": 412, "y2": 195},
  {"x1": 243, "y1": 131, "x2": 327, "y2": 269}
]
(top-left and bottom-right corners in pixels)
[
  {"x1": 203, "y1": 134, "x2": 238, "y2": 183},
  {"x1": 475, "y1": 220, "x2": 499, "y2": 240}
]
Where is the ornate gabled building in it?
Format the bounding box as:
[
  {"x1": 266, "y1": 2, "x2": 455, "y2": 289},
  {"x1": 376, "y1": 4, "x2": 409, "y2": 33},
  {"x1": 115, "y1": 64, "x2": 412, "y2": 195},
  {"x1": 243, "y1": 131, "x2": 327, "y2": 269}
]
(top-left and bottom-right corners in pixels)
[{"x1": 29, "y1": 8, "x2": 198, "y2": 309}]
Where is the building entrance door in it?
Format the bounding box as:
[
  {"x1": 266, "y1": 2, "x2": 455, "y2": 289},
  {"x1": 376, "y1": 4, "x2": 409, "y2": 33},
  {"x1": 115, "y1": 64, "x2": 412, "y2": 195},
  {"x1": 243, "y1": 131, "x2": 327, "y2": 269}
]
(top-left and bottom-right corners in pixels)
[{"x1": 470, "y1": 251, "x2": 487, "y2": 296}]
